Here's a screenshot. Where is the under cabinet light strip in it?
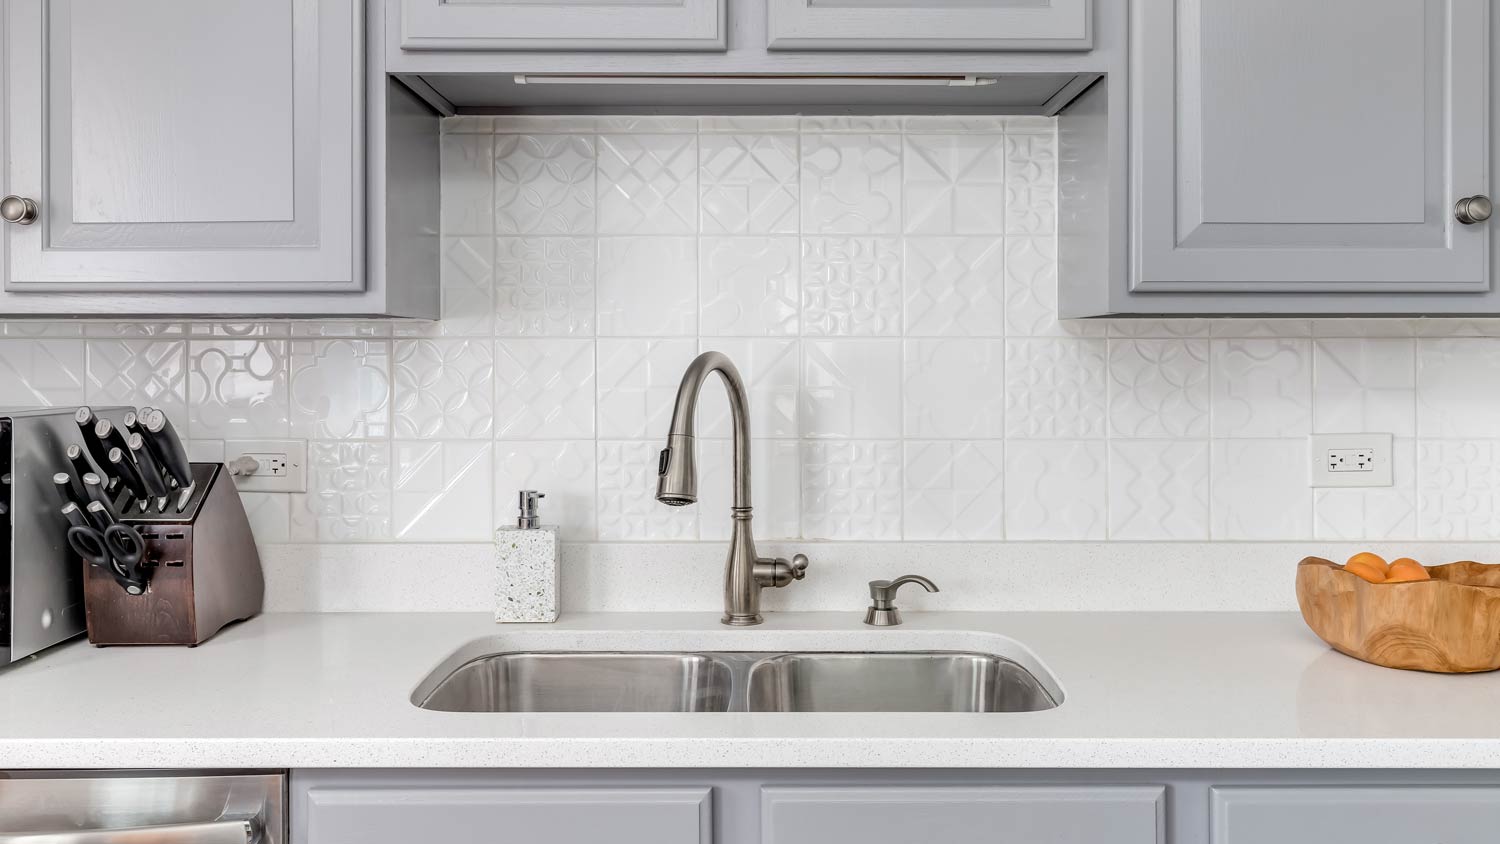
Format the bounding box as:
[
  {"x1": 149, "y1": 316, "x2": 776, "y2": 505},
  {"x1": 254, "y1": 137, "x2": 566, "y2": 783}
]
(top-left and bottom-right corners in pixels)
[{"x1": 512, "y1": 74, "x2": 999, "y2": 87}]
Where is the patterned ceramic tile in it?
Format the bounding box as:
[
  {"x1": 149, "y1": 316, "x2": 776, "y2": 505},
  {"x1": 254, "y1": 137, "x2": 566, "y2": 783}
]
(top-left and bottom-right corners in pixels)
[
  {"x1": 904, "y1": 237, "x2": 1005, "y2": 336},
  {"x1": 903, "y1": 134, "x2": 1006, "y2": 235},
  {"x1": 0, "y1": 340, "x2": 86, "y2": 408},
  {"x1": 700, "y1": 134, "x2": 799, "y2": 234},
  {"x1": 799, "y1": 116, "x2": 902, "y2": 133},
  {"x1": 290, "y1": 441, "x2": 392, "y2": 542},
  {"x1": 494, "y1": 440, "x2": 598, "y2": 542},
  {"x1": 903, "y1": 441, "x2": 1005, "y2": 541},
  {"x1": 289, "y1": 340, "x2": 391, "y2": 440},
  {"x1": 1002, "y1": 236, "x2": 1105, "y2": 338},
  {"x1": 190, "y1": 322, "x2": 290, "y2": 338},
  {"x1": 1312, "y1": 319, "x2": 1416, "y2": 338},
  {"x1": 596, "y1": 338, "x2": 697, "y2": 439},
  {"x1": 491, "y1": 115, "x2": 600, "y2": 134},
  {"x1": 1210, "y1": 319, "x2": 1313, "y2": 338},
  {"x1": 699, "y1": 116, "x2": 799, "y2": 133},
  {"x1": 801, "y1": 237, "x2": 901, "y2": 336},
  {"x1": 697, "y1": 339, "x2": 799, "y2": 439},
  {"x1": 801, "y1": 440, "x2": 902, "y2": 540},
  {"x1": 1416, "y1": 338, "x2": 1500, "y2": 438},
  {"x1": 801, "y1": 340, "x2": 901, "y2": 439},
  {"x1": 1211, "y1": 338, "x2": 1313, "y2": 437},
  {"x1": 393, "y1": 339, "x2": 494, "y2": 439},
  {"x1": 1416, "y1": 440, "x2": 1500, "y2": 540},
  {"x1": 493, "y1": 339, "x2": 595, "y2": 439},
  {"x1": 1003, "y1": 440, "x2": 1107, "y2": 540},
  {"x1": 1108, "y1": 339, "x2": 1211, "y2": 438},
  {"x1": 239, "y1": 492, "x2": 290, "y2": 544},
  {"x1": 1004, "y1": 338, "x2": 1108, "y2": 438},
  {"x1": 289, "y1": 321, "x2": 391, "y2": 339},
  {"x1": 1004, "y1": 131, "x2": 1057, "y2": 235},
  {"x1": 596, "y1": 237, "x2": 696, "y2": 337},
  {"x1": 699, "y1": 237, "x2": 799, "y2": 337},
  {"x1": 1413, "y1": 319, "x2": 1500, "y2": 337},
  {"x1": 493, "y1": 237, "x2": 594, "y2": 337},
  {"x1": 440, "y1": 133, "x2": 494, "y2": 236},
  {"x1": 699, "y1": 439, "x2": 801, "y2": 541},
  {"x1": 1312, "y1": 338, "x2": 1415, "y2": 435},
  {"x1": 1314, "y1": 439, "x2": 1417, "y2": 540},
  {"x1": 494, "y1": 134, "x2": 595, "y2": 235},
  {"x1": 82, "y1": 321, "x2": 189, "y2": 338},
  {"x1": 1107, "y1": 319, "x2": 1211, "y2": 339},
  {"x1": 594, "y1": 116, "x2": 697, "y2": 133},
  {"x1": 596, "y1": 440, "x2": 698, "y2": 540},
  {"x1": 1210, "y1": 439, "x2": 1312, "y2": 540},
  {"x1": 393, "y1": 237, "x2": 492, "y2": 338},
  {"x1": 393, "y1": 440, "x2": 494, "y2": 541},
  {"x1": 186, "y1": 339, "x2": 289, "y2": 438},
  {"x1": 0, "y1": 322, "x2": 84, "y2": 338},
  {"x1": 84, "y1": 339, "x2": 187, "y2": 421},
  {"x1": 597, "y1": 134, "x2": 697, "y2": 234},
  {"x1": 902, "y1": 116, "x2": 1011, "y2": 134},
  {"x1": 441, "y1": 115, "x2": 494, "y2": 134},
  {"x1": 1108, "y1": 441, "x2": 1210, "y2": 540},
  {"x1": 904, "y1": 339, "x2": 1006, "y2": 439},
  {"x1": 801, "y1": 134, "x2": 901, "y2": 234}
]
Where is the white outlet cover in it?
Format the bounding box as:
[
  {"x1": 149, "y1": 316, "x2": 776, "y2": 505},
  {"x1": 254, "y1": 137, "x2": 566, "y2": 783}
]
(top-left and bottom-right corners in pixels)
[
  {"x1": 223, "y1": 439, "x2": 307, "y2": 493},
  {"x1": 1308, "y1": 433, "x2": 1393, "y2": 488}
]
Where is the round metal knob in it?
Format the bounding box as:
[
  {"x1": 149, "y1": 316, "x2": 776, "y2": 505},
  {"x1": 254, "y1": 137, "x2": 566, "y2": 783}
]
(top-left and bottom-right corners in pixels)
[
  {"x1": 789, "y1": 553, "x2": 809, "y2": 580},
  {"x1": 1455, "y1": 195, "x2": 1493, "y2": 225},
  {"x1": 0, "y1": 195, "x2": 37, "y2": 225}
]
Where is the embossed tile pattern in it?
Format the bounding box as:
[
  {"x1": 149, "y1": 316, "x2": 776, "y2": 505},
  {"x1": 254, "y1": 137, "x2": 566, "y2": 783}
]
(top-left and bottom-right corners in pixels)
[{"x1": 25, "y1": 117, "x2": 1500, "y2": 546}]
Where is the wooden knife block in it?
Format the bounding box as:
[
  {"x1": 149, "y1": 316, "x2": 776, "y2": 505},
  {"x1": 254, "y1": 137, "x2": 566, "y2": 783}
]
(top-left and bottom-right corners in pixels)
[{"x1": 83, "y1": 462, "x2": 264, "y2": 646}]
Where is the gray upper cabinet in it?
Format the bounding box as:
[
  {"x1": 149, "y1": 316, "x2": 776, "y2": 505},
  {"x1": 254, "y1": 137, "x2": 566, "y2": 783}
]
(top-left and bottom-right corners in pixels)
[
  {"x1": 762, "y1": 786, "x2": 1164, "y2": 844},
  {"x1": 2, "y1": 0, "x2": 362, "y2": 294},
  {"x1": 1132, "y1": 0, "x2": 1490, "y2": 295},
  {"x1": 1211, "y1": 787, "x2": 1500, "y2": 844},
  {"x1": 765, "y1": 0, "x2": 1092, "y2": 51},
  {"x1": 397, "y1": 0, "x2": 726, "y2": 51},
  {"x1": 303, "y1": 785, "x2": 713, "y2": 844}
]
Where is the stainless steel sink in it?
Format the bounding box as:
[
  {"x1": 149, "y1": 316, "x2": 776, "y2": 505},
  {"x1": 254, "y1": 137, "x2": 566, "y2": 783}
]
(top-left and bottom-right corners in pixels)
[
  {"x1": 744, "y1": 652, "x2": 1056, "y2": 713},
  {"x1": 416, "y1": 652, "x2": 734, "y2": 712},
  {"x1": 414, "y1": 649, "x2": 1060, "y2": 713}
]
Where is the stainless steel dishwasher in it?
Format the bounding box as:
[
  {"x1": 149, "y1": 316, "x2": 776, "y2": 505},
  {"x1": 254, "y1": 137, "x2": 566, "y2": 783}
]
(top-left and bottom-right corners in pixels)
[{"x1": 0, "y1": 771, "x2": 283, "y2": 844}]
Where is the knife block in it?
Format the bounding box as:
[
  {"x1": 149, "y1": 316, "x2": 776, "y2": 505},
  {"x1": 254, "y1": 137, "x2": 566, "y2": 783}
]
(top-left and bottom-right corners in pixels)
[{"x1": 83, "y1": 462, "x2": 264, "y2": 646}]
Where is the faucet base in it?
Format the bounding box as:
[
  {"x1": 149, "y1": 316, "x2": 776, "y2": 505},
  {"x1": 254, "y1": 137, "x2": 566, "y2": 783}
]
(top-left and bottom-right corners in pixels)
[{"x1": 722, "y1": 613, "x2": 763, "y2": 627}]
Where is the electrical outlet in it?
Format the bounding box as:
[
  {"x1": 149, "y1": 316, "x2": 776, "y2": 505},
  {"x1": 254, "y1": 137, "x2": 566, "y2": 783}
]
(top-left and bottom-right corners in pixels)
[
  {"x1": 223, "y1": 439, "x2": 307, "y2": 493},
  {"x1": 1309, "y1": 433, "x2": 1393, "y2": 488}
]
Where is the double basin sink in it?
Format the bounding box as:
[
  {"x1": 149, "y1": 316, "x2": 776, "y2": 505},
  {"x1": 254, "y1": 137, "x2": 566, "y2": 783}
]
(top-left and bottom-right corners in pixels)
[{"x1": 413, "y1": 650, "x2": 1060, "y2": 713}]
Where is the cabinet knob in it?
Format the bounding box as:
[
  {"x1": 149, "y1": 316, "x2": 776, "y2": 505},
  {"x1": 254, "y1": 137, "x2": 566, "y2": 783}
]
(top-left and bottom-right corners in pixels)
[
  {"x1": 1455, "y1": 195, "x2": 1493, "y2": 225},
  {"x1": 0, "y1": 196, "x2": 37, "y2": 225}
]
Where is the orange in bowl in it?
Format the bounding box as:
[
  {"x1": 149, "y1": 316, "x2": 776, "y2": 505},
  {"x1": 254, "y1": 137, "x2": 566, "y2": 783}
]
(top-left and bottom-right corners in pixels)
[
  {"x1": 1386, "y1": 557, "x2": 1432, "y2": 583},
  {"x1": 1344, "y1": 552, "x2": 1388, "y2": 583}
]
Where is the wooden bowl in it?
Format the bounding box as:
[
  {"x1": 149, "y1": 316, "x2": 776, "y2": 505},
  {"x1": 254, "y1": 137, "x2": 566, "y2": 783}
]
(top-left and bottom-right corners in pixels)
[{"x1": 1296, "y1": 557, "x2": 1500, "y2": 673}]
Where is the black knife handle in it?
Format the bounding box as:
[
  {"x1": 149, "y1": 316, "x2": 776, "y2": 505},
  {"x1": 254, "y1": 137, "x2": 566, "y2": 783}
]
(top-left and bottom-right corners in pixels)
[
  {"x1": 93, "y1": 419, "x2": 130, "y2": 457},
  {"x1": 143, "y1": 409, "x2": 193, "y2": 489},
  {"x1": 126, "y1": 432, "x2": 171, "y2": 499},
  {"x1": 107, "y1": 446, "x2": 150, "y2": 502},
  {"x1": 80, "y1": 472, "x2": 118, "y2": 522},
  {"x1": 76, "y1": 407, "x2": 113, "y2": 475}
]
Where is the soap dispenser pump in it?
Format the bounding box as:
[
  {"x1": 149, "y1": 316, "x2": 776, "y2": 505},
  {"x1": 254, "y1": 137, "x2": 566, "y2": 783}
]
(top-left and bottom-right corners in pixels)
[{"x1": 495, "y1": 489, "x2": 559, "y2": 623}]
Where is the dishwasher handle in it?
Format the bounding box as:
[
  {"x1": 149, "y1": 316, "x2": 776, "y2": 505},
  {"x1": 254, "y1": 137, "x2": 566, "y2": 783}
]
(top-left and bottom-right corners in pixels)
[{"x1": 0, "y1": 819, "x2": 257, "y2": 844}]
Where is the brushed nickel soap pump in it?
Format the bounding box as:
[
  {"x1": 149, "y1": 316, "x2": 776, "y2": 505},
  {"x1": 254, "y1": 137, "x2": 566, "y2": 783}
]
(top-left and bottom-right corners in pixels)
[{"x1": 656, "y1": 351, "x2": 809, "y2": 626}]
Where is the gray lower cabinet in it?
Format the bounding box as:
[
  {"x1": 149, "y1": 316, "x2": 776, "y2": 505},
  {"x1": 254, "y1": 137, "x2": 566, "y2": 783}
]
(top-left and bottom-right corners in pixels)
[
  {"x1": 764, "y1": 0, "x2": 1092, "y2": 51},
  {"x1": 1211, "y1": 786, "x2": 1500, "y2": 844},
  {"x1": 302, "y1": 785, "x2": 713, "y2": 844},
  {"x1": 762, "y1": 786, "x2": 1164, "y2": 844},
  {"x1": 396, "y1": 0, "x2": 726, "y2": 51}
]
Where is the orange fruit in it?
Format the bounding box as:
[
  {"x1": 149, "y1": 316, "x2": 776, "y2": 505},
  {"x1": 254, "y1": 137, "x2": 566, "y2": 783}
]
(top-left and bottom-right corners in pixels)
[
  {"x1": 1385, "y1": 557, "x2": 1431, "y2": 583},
  {"x1": 1343, "y1": 558, "x2": 1387, "y2": 583},
  {"x1": 1346, "y1": 552, "x2": 1390, "y2": 576}
]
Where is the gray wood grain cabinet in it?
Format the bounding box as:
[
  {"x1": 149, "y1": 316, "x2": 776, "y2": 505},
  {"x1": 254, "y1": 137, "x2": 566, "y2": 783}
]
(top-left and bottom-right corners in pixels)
[
  {"x1": 1211, "y1": 786, "x2": 1500, "y2": 844},
  {"x1": 397, "y1": 0, "x2": 726, "y2": 52},
  {"x1": 3, "y1": 0, "x2": 361, "y2": 295},
  {"x1": 763, "y1": 786, "x2": 1164, "y2": 844},
  {"x1": 766, "y1": 0, "x2": 1092, "y2": 52},
  {"x1": 302, "y1": 785, "x2": 713, "y2": 844}
]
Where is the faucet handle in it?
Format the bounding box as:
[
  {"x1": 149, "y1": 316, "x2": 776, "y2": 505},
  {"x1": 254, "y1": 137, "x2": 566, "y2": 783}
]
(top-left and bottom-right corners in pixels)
[
  {"x1": 755, "y1": 553, "x2": 812, "y2": 588},
  {"x1": 789, "y1": 553, "x2": 810, "y2": 580}
]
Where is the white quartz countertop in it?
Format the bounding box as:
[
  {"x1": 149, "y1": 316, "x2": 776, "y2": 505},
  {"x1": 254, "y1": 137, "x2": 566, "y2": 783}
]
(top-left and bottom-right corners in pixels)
[{"x1": 1, "y1": 611, "x2": 1498, "y2": 769}]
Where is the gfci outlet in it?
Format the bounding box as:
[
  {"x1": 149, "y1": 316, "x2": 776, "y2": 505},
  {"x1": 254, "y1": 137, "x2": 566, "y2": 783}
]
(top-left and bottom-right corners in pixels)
[
  {"x1": 223, "y1": 439, "x2": 307, "y2": 493},
  {"x1": 1308, "y1": 433, "x2": 1393, "y2": 488}
]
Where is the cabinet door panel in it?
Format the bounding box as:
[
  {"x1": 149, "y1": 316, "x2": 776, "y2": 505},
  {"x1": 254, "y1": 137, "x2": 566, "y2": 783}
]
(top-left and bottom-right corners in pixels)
[
  {"x1": 398, "y1": 0, "x2": 725, "y2": 51},
  {"x1": 3, "y1": 0, "x2": 361, "y2": 292},
  {"x1": 762, "y1": 786, "x2": 1163, "y2": 844},
  {"x1": 1132, "y1": 0, "x2": 1489, "y2": 292},
  {"x1": 304, "y1": 786, "x2": 712, "y2": 844},
  {"x1": 766, "y1": 0, "x2": 1091, "y2": 51},
  {"x1": 1212, "y1": 787, "x2": 1500, "y2": 844}
]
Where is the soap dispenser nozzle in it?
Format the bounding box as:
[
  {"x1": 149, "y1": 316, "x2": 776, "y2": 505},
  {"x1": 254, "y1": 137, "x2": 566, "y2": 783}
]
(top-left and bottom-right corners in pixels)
[{"x1": 517, "y1": 490, "x2": 545, "y2": 529}]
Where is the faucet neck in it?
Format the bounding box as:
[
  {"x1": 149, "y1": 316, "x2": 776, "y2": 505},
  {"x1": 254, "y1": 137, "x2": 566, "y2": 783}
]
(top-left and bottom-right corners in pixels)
[{"x1": 664, "y1": 351, "x2": 752, "y2": 510}]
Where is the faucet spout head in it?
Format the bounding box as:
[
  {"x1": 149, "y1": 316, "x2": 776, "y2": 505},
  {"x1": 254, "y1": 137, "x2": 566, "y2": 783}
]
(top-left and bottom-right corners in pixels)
[{"x1": 655, "y1": 433, "x2": 697, "y2": 506}]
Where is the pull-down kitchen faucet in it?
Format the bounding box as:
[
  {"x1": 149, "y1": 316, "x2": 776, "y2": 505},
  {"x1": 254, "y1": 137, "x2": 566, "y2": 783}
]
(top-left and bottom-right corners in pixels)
[{"x1": 656, "y1": 351, "x2": 809, "y2": 626}]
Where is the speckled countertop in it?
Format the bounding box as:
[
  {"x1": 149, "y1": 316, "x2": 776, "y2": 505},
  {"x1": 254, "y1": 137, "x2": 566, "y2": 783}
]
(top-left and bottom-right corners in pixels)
[{"x1": 1, "y1": 611, "x2": 1497, "y2": 769}]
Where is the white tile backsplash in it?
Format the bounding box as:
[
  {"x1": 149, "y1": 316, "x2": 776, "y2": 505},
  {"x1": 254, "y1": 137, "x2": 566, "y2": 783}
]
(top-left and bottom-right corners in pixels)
[{"x1": 11, "y1": 114, "x2": 1500, "y2": 551}]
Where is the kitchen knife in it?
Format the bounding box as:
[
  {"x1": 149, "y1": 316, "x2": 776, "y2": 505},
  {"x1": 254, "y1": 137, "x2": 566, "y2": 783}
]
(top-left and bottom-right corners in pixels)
[
  {"x1": 142, "y1": 408, "x2": 193, "y2": 489},
  {"x1": 107, "y1": 446, "x2": 151, "y2": 506},
  {"x1": 75, "y1": 406, "x2": 115, "y2": 483},
  {"x1": 52, "y1": 471, "x2": 87, "y2": 513},
  {"x1": 80, "y1": 472, "x2": 119, "y2": 523},
  {"x1": 122, "y1": 409, "x2": 141, "y2": 435},
  {"x1": 126, "y1": 432, "x2": 171, "y2": 503},
  {"x1": 66, "y1": 443, "x2": 99, "y2": 488},
  {"x1": 93, "y1": 419, "x2": 131, "y2": 462}
]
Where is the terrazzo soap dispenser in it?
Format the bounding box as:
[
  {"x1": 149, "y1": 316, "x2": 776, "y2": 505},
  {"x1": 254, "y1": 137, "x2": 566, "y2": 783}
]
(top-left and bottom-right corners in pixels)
[{"x1": 495, "y1": 490, "x2": 559, "y2": 623}]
